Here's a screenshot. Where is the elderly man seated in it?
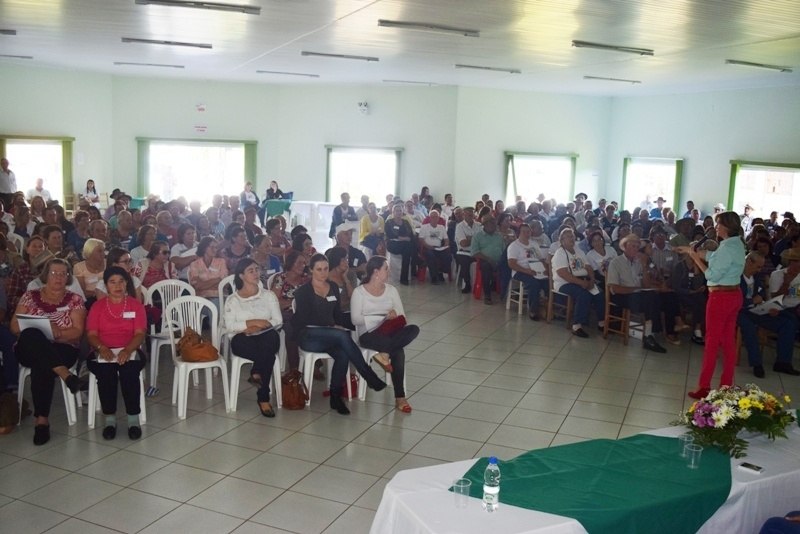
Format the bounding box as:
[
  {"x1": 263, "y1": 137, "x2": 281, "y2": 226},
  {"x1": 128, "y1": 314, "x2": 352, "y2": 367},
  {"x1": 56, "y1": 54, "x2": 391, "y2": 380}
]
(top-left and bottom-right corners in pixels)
[
  {"x1": 418, "y1": 209, "x2": 451, "y2": 285},
  {"x1": 738, "y1": 251, "x2": 800, "y2": 378},
  {"x1": 606, "y1": 234, "x2": 671, "y2": 353}
]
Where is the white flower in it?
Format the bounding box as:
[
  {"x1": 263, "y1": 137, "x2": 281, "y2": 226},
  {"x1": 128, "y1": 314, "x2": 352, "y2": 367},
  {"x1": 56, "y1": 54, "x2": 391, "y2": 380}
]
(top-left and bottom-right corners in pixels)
[{"x1": 739, "y1": 408, "x2": 752, "y2": 419}]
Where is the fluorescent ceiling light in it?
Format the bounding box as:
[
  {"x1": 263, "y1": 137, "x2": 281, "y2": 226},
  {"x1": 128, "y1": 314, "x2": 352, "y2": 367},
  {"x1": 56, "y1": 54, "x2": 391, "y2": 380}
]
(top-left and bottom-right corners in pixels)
[
  {"x1": 134, "y1": 0, "x2": 260, "y2": 15},
  {"x1": 455, "y1": 64, "x2": 520, "y2": 74},
  {"x1": 572, "y1": 40, "x2": 654, "y2": 56},
  {"x1": 0, "y1": 29, "x2": 17, "y2": 36},
  {"x1": 725, "y1": 59, "x2": 792, "y2": 73},
  {"x1": 114, "y1": 61, "x2": 185, "y2": 68},
  {"x1": 301, "y1": 51, "x2": 379, "y2": 62},
  {"x1": 584, "y1": 75, "x2": 641, "y2": 84},
  {"x1": 122, "y1": 37, "x2": 212, "y2": 49},
  {"x1": 0, "y1": 54, "x2": 33, "y2": 59},
  {"x1": 383, "y1": 79, "x2": 438, "y2": 86},
  {"x1": 377, "y1": 19, "x2": 479, "y2": 38},
  {"x1": 256, "y1": 70, "x2": 320, "y2": 78}
]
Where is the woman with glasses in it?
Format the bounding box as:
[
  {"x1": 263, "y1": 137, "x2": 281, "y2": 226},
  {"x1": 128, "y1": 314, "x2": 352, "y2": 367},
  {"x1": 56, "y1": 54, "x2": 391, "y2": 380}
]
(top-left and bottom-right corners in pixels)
[
  {"x1": 188, "y1": 237, "x2": 228, "y2": 309},
  {"x1": 132, "y1": 241, "x2": 177, "y2": 289},
  {"x1": 95, "y1": 247, "x2": 144, "y2": 302},
  {"x1": 220, "y1": 223, "x2": 252, "y2": 274},
  {"x1": 11, "y1": 258, "x2": 86, "y2": 445},
  {"x1": 86, "y1": 266, "x2": 146, "y2": 441},
  {"x1": 223, "y1": 258, "x2": 282, "y2": 417}
]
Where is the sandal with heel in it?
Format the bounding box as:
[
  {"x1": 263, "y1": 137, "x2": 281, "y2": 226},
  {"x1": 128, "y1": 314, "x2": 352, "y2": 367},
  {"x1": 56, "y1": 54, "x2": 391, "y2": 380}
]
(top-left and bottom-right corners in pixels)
[
  {"x1": 396, "y1": 400, "x2": 412, "y2": 413},
  {"x1": 372, "y1": 352, "x2": 394, "y2": 373}
]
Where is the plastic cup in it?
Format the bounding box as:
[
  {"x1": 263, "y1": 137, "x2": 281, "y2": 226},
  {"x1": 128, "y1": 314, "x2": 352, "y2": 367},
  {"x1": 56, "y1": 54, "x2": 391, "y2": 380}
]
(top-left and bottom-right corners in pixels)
[
  {"x1": 453, "y1": 478, "x2": 472, "y2": 508},
  {"x1": 678, "y1": 434, "x2": 694, "y2": 457},
  {"x1": 685, "y1": 443, "x2": 703, "y2": 469}
]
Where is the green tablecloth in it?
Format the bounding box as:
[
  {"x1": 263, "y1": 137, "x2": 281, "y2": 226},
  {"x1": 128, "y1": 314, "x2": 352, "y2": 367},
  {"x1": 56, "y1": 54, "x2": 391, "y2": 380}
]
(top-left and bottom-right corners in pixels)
[
  {"x1": 460, "y1": 434, "x2": 731, "y2": 534},
  {"x1": 263, "y1": 199, "x2": 292, "y2": 217}
]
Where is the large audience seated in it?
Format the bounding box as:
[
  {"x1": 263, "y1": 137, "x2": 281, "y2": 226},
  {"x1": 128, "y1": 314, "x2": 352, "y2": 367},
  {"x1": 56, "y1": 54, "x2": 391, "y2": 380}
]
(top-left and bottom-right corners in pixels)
[{"x1": 0, "y1": 162, "x2": 799, "y2": 444}]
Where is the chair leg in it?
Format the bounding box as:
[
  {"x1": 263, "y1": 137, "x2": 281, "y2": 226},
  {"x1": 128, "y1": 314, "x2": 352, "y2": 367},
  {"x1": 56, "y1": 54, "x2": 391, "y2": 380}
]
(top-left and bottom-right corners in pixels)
[
  {"x1": 17, "y1": 367, "x2": 29, "y2": 426},
  {"x1": 149, "y1": 338, "x2": 159, "y2": 387},
  {"x1": 172, "y1": 367, "x2": 179, "y2": 405},
  {"x1": 272, "y1": 358, "x2": 282, "y2": 408},
  {"x1": 302, "y1": 354, "x2": 314, "y2": 406},
  {"x1": 61, "y1": 380, "x2": 77, "y2": 426},
  {"x1": 178, "y1": 367, "x2": 189, "y2": 419},
  {"x1": 138, "y1": 371, "x2": 147, "y2": 425},
  {"x1": 204, "y1": 368, "x2": 213, "y2": 399},
  {"x1": 218, "y1": 363, "x2": 231, "y2": 413},
  {"x1": 230, "y1": 360, "x2": 242, "y2": 412},
  {"x1": 87, "y1": 373, "x2": 98, "y2": 429}
]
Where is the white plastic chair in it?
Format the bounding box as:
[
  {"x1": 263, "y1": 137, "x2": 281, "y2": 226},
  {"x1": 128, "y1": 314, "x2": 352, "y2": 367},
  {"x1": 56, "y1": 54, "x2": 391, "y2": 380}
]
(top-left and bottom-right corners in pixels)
[
  {"x1": 506, "y1": 277, "x2": 527, "y2": 315},
  {"x1": 7, "y1": 232, "x2": 24, "y2": 254},
  {"x1": 227, "y1": 340, "x2": 283, "y2": 412},
  {"x1": 355, "y1": 341, "x2": 406, "y2": 401},
  {"x1": 144, "y1": 280, "x2": 195, "y2": 388},
  {"x1": 87, "y1": 367, "x2": 147, "y2": 428},
  {"x1": 166, "y1": 296, "x2": 231, "y2": 419},
  {"x1": 292, "y1": 300, "x2": 351, "y2": 405},
  {"x1": 217, "y1": 274, "x2": 236, "y2": 358},
  {"x1": 18, "y1": 364, "x2": 79, "y2": 426}
]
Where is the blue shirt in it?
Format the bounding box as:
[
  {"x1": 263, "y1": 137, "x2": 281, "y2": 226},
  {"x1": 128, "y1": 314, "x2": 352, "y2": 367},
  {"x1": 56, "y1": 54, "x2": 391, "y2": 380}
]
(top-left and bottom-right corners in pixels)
[{"x1": 705, "y1": 236, "x2": 745, "y2": 286}]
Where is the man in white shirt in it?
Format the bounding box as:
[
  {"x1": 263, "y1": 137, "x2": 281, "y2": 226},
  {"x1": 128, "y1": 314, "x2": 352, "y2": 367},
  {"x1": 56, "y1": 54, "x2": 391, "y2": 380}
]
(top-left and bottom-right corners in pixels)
[
  {"x1": 507, "y1": 223, "x2": 548, "y2": 320},
  {"x1": 740, "y1": 203, "x2": 755, "y2": 236},
  {"x1": 27, "y1": 178, "x2": 52, "y2": 203},
  {"x1": 454, "y1": 207, "x2": 482, "y2": 293},
  {"x1": 0, "y1": 158, "x2": 17, "y2": 209},
  {"x1": 441, "y1": 193, "x2": 455, "y2": 221},
  {"x1": 418, "y1": 210, "x2": 451, "y2": 285},
  {"x1": 769, "y1": 248, "x2": 800, "y2": 309},
  {"x1": 404, "y1": 200, "x2": 424, "y2": 229}
]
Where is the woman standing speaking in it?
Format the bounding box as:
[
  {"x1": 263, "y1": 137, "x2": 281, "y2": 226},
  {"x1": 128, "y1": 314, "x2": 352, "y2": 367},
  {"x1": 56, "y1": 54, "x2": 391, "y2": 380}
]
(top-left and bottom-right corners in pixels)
[{"x1": 680, "y1": 211, "x2": 745, "y2": 399}]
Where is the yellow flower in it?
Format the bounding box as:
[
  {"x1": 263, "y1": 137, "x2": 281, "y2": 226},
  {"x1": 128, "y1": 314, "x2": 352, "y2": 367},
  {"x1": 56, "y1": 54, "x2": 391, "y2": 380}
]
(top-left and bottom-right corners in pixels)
[
  {"x1": 785, "y1": 395, "x2": 792, "y2": 404},
  {"x1": 751, "y1": 400, "x2": 764, "y2": 410},
  {"x1": 738, "y1": 398, "x2": 752, "y2": 410}
]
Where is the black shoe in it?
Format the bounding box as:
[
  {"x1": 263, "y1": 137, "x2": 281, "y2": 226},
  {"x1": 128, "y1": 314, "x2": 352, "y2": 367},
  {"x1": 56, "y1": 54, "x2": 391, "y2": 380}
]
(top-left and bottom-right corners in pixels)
[
  {"x1": 572, "y1": 328, "x2": 589, "y2": 338},
  {"x1": 643, "y1": 335, "x2": 667, "y2": 353},
  {"x1": 400, "y1": 280, "x2": 410, "y2": 286},
  {"x1": 366, "y1": 374, "x2": 387, "y2": 392},
  {"x1": 753, "y1": 365, "x2": 765, "y2": 378},
  {"x1": 102, "y1": 425, "x2": 117, "y2": 440},
  {"x1": 330, "y1": 395, "x2": 350, "y2": 415},
  {"x1": 691, "y1": 334, "x2": 705, "y2": 346},
  {"x1": 33, "y1": 424, "x2": 50, "y2": 446},
  {"x1": 529, "y1": 311, "x2": 540, "y2": 321},
  {"x1": 64, "y1": 374, "x2": 82, "y2": 395},
  {"x1": 773, "y1": 363, "x2": 800, "y2": 376},
  {"x1": 461, "y1": 286, "x2": 471, "y2": 294},
  {"x1": 258, "y1": 401, "x2": 276, "y2": 418},
  {"x1": 128, "y1": 426, "x2": 142, "y2": 440}
]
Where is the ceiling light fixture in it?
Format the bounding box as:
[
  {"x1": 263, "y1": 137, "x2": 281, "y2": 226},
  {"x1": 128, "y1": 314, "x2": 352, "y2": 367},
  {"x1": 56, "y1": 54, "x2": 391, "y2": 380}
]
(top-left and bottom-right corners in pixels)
[
  {"x1": 383, "y1": 79, "x2": 438, "y2": 86},
  {"x1": 377, "y1": 19, "x2": 479, "y2": 38},
  {"x1": 122, "y1": 37, "x2": 212, "y2": 49},
  {"x1": 584, "y1": 75, "x2": 641, "y2": 84},
  {"x1": 0, "y1": 54, "x2": 33, "y2": 59},
  {"x1": 256, "y1": 70, "x2": 320, "y2": 78},
  {"x1": 301, "y1": 51, "x2": 379, "y2": 62},
  {"x1": 114, "y1": 61, "x2": 185, "y2": 68},
  {"x1": 0, "y1": 29, "x2": 17, "y2": 36},
  {"x1": 725, "y1": 59, "x2": 792, "y2": 73},
  {"x1": 134, "y1": 0, "x2": 260, "y2": 15},
  {"x1": 572, "y1": 40, "x2": 654, "y2": 56},
  {"x1": 455, "y1": 64, "x2": 520, "y2": 74}
]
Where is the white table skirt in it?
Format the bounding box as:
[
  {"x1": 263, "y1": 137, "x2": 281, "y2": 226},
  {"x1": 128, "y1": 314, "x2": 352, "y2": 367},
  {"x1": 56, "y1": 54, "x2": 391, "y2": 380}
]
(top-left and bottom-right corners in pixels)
[{"x1": 371, "y1": 425, "x2": 800, "y2": 534}]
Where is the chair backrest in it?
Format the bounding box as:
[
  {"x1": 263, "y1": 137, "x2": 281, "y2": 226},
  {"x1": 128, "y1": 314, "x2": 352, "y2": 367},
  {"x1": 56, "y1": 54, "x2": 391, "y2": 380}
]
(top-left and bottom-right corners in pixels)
[
  {"x1": 165, "y1": 295, "x2": 219, "y2": 353},
  {"x1": 7, "y1": 232, "x2": 24, "y2": 253},
  {"x1": 217, "y1": 274, "x2": 236, "y2": 308},
  {"x1": 145, "y1": 279, "x2": 196, "y2": 333},
  {"x1": 266, "y1": 272, "x2": 279, "y2": 290}
]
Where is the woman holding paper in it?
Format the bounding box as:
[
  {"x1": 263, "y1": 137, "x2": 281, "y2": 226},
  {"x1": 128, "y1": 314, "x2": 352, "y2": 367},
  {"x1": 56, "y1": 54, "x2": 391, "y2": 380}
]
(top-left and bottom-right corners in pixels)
[
  {"x1": 11, "y1": 258, "x2": 86, "y2": 445},
  {"x1": 223, "y1": 258, "x2": 282, "y2": 417},
  {"x1": 86, "y1": 266, "x2": 147, "y2": 440},
  {"x1": 351, "y1": 256, "x2": 419, "y2": 413},
  {"x1": 507, "y1": 223, "x2": 549, "y2": 321}
]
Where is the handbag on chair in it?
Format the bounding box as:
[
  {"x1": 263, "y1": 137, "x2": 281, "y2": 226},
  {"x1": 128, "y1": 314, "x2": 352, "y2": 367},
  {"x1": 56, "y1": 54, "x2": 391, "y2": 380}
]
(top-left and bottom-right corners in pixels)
[{"x1": 177, "y1": 327, "x2": 219, "y2": 362}]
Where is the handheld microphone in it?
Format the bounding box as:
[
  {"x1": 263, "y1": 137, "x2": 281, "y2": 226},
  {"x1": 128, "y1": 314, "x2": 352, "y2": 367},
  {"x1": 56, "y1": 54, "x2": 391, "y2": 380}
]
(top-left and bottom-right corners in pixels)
[{"x1": 692, "y1": 234, "x2": 710, "y2": 251}]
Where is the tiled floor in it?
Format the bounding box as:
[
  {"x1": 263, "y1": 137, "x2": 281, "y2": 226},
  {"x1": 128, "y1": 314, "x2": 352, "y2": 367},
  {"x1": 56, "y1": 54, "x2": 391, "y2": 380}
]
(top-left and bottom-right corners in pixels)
[{"x1": 2, "y1": 282, "x2": 799, "y2": 533}]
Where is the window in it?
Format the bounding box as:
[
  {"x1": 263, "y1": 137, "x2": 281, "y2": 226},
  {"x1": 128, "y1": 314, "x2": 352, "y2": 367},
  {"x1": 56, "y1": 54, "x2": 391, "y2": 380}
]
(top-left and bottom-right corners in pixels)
[
  {"x1": 504, "y1": 153, "x2": 576, "y2": 206},
  {"x1": 0, "y1": 136, "x2": 73, "y2": 203},
  {"x1": 326, "y1": 147, "x2": 401, "y2": 204},
  {"x1": 621, "y1": 158, "x2": 683, "y2": 213},
  {"x1": 729, "y1": 160, "x2": 800, "y2": 218},
  {"x1": 137, "y1": 138, "x2": 256, "y2": 205}
]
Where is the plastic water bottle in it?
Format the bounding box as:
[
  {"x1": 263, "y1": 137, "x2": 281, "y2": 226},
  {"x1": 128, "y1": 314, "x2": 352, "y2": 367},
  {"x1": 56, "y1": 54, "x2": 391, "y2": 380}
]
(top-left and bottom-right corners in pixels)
[{"x1": 482, "y1": 456, "x2": 501, "y2": 512}]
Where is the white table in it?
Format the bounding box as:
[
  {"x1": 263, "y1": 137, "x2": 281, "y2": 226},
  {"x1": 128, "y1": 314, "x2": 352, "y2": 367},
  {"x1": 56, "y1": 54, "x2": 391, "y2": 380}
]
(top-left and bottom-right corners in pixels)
[{"x1": 371, "y1": 425, "x2": 800, "y2": 534}]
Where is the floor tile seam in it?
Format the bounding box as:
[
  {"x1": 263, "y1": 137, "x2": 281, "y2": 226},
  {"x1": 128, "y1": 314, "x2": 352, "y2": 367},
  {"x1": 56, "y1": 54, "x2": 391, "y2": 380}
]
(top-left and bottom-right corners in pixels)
[{"x1": 17, "y1": 482, "x2": 129, "y2": 518}]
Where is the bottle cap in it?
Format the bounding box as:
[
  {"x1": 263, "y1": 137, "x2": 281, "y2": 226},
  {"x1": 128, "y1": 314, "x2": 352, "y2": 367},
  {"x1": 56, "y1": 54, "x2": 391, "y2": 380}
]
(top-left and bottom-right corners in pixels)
[{"x1": 488, "y1": 456, "x2": 498, "y2": 464}]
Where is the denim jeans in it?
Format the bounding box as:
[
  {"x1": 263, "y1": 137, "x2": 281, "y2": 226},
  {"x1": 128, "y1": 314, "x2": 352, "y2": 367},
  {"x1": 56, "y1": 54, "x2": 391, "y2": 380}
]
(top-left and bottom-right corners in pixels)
[
  {"x1": 558, "y1": 283, "x2": 605, "y2": 328},
  {"x1": 298, "y1": 327, "x2": 381, "y2": 395}
]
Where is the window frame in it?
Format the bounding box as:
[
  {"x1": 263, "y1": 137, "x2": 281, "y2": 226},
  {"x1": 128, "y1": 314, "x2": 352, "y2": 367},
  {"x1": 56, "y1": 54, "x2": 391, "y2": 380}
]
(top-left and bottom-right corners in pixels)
[
  {"x1": 620, "y1": 156, "x2": 684, "y2": 212},
  {"x1": 136, "y1": 137, "x2": 257, "y2": 198},
  {"x1": 727, "y1": 159, "x2": 800, "y2": 211},
  {"x1": 504, "y1": 151, "x2": 577, "y2": 206},
  {"x1": 325, "y1": 145, "x2": 403, "y2": 203},
  {"x1": 0, "y1": 135, "x2": 74, "y2": 200}
]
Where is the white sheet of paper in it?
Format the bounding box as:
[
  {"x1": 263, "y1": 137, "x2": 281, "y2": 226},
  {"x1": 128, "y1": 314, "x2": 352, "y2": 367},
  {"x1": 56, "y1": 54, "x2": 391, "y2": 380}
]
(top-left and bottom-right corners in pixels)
[{"x1": 16, "y1": 314, "x2": 54, "y2": 341}]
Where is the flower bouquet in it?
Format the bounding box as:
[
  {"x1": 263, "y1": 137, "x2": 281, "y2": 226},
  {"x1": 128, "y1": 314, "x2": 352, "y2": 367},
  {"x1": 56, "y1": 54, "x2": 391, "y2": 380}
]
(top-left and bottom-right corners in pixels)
[{"x1": 676, "y1": 384, "x2": 795, "y2": 458}]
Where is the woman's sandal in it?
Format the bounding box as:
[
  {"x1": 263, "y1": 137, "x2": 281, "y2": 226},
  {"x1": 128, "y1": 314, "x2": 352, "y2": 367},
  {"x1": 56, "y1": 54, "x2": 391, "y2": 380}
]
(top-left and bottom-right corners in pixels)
[
  {"x1": 396, "y1": 400, "x2": 412, "y2": 413},
  {"x1": 372, "y1": 352, "x2": 394, "y2": 373}
]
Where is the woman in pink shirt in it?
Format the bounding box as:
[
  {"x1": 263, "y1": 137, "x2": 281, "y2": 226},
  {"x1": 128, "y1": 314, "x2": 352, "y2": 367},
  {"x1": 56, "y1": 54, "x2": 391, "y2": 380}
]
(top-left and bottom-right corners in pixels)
[
  {"x1": 188, "y1": 236, "x2": 228, "y2": 308},
  {"x1": 86, "y1": 266, "x2": 147, "y2": 441}
]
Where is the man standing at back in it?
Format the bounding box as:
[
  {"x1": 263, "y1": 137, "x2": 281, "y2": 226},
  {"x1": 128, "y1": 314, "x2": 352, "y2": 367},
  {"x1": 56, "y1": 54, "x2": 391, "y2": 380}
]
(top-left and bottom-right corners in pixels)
[
  {"x1": 0, "y1": 158, "x2": 16, "y2": 210},
  {"x1": 330, "y1": 192, "x2": 358, "y2": 238}
]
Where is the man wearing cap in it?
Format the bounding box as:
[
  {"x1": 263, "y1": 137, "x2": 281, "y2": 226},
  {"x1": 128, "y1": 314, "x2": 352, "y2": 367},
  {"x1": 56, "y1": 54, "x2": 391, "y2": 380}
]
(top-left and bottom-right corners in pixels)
[
  {"x1": 606, "y1": 234, "x2": 669, "y2": 353},
  {"x1": 739, "y1": 251, "x2": 800, "y2": 378},
  {"x1": 783, "y1": 211, "x2": 796, "y2": 223},
  {"x1": 740, "y1": 204, "x2": 755, "y2": 236},
  {"x1": 649, "y1": 197, "x2": 667, "y2": 220}
]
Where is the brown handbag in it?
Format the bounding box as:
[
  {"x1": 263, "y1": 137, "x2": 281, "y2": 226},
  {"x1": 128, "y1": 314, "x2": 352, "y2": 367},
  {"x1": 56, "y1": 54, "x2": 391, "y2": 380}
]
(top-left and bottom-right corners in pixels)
[
  {"x1": 177, "y1": 326, "x2": 219, "y2": 362},
  {"x1": 281, "y1": 369, "x2": 309, "y2": 410}
]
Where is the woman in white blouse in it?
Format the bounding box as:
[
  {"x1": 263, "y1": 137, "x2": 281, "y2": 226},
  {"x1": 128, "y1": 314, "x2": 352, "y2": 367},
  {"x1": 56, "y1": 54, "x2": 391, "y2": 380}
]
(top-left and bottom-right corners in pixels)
[
  {"x1": 223, "y1": 258, "x2": 282, "y2": 417},
  {"x1": 351, "y1": 256, "x2": 420, "y2": 413}
]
